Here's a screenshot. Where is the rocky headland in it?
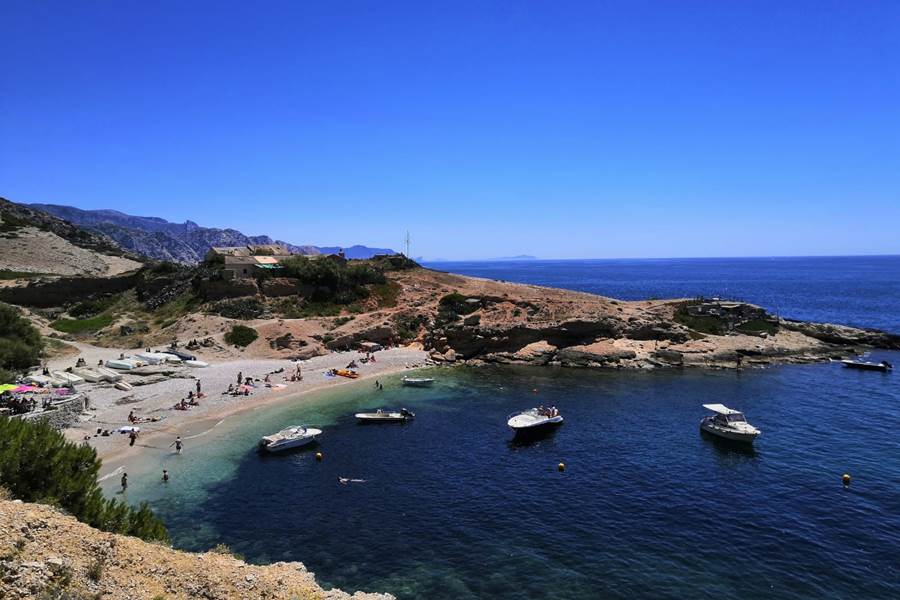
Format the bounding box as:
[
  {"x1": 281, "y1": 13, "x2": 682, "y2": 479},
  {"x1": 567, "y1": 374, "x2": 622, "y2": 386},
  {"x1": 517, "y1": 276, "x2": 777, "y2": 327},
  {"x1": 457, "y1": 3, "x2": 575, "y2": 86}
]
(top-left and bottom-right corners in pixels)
[{"x1": 0, "y1": 499, "x2": 392, "y2": 600}]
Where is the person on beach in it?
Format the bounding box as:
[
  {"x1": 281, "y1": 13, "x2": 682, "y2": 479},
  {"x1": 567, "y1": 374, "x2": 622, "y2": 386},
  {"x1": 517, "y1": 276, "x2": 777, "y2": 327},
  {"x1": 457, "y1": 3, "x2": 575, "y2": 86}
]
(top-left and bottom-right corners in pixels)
[
  {"x1": 237, "y1": 371, "x2": 243, "y2": 385},
  {"x1": 196, "y1": 380, "x2": 202, "y2": 394},
  {"x1": 171, "y1": 436, "x2": 183, "y2": 454},
  {"x1": 121, "y1": 472, "x2": 128, "y2": 492},
  {"x1": 162, "y1": 469, "x2": 169, "y2": 483},
  {"x1": 128, "y1": 410, "x2": 136, "y2": 423},
  {"x1": 375, "y1": 380, "x2": 379, "y2": 388},
  {"x1": 129, "y1": 430, "x2": 138, "y2": 446}
]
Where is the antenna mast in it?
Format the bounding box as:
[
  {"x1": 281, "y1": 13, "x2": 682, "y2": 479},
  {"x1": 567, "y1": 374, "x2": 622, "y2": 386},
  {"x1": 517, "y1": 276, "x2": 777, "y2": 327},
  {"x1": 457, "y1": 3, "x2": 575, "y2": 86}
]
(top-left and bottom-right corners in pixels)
[{"x1": 405, "y1": 230, "x2": 411, "y2": 258}]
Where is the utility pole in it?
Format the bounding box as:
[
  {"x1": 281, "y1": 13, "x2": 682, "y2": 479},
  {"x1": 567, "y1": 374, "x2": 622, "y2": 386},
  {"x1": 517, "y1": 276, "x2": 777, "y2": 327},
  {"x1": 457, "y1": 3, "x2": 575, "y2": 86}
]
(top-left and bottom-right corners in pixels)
[{"x1": 404, "y1": 230, "x2": 411, "y2": 258}]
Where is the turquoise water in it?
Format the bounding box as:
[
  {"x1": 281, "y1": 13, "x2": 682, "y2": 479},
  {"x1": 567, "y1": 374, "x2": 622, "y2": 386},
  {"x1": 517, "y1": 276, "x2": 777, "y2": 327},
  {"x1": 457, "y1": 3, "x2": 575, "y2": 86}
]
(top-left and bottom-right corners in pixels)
[{"x1": 121, "y1": 359, "x2": 900, "y2": 599}]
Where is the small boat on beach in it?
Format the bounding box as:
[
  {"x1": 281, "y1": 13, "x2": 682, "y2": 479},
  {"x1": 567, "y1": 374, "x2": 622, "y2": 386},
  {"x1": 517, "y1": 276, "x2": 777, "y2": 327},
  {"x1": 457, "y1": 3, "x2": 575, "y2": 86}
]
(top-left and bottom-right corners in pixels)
[
  {"x1": 94, "y1": 366, "x2": 122, "y2": 382},
  {"x1": 166, "y1": 348, "x2": 197, "y2": 361},
  {"x1": 841, "y1": 359, "x2": 892, "y2": 372},
  {"x1": 184, "y1": 359, "x2": 209, "y2": 368},
  {"x1": 72, "y1": 367, "x2": 103, "y2": 382},
  {"x1": 402, "y1": 377, "x2": 435, "y2": 387},
  {"x1": 507, "y1": 407, "x2": 563, "y2": 434},
  {"x1": 259, "y1": 426, "x2": 322, "y2": 452},
  {"x1": 355, "y1": 408, "x2": 415, "y2": 423},
  {"x1": 51, "y1": 371, "x2": 84, "y2": 385},
  {"x1": 700, "y1": 404, "x2": 761, "y2": 443}
]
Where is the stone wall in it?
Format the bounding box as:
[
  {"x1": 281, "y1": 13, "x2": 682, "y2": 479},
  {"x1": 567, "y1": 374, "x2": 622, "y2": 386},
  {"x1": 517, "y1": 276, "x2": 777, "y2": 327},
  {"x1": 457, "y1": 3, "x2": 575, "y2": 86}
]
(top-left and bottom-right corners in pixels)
[
  {"x1": 18, "y1": 394, "x2": 87, "y2": 430},
  {"x1": 0, "y1": 274, "x2": 139, "y2": 308}
]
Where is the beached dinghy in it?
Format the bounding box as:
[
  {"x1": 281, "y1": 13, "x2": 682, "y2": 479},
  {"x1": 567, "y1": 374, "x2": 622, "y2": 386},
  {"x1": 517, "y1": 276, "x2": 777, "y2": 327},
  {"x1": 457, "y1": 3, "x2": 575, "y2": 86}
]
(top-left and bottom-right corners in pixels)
[
  {"x1": 154, "y1": 352, "x2": 182, "y2": 364},
  {"x1": 841, "y1": 359, "x2": 892, "y2": 372},
  {"x1": 135, "y1": 352, "x2": 167, "y2": 365},
  {"x1": 115, "y1": 381, "x2": 133, "y2": 391},
  {"x1": 51, "y1": 371, "x2": 84, "y2": 385},
  {"x1": 184, "y1": 359, "x2": 209, "y2": 368},
  {"x1": 94, "y1": 366, "x2": 122, "y2": 382},
  {"x1": 355, "y1": 408, "x2": 415, "y2": 423},
  {"x1": 401, "y1": 376, "x2": 435, "y2": 387},
  {"x1": 508, "y1": 407, "x2": 563, "y2": 434},
  {"x1": 106, "y1": 359, "x2": 138, "y2": 370},
  {"x1": 259, "y1": 426, "x2": 322, "y2": 452},
  {"x1": 24, "y1": 373, "x2": 67, "y2": 387},
  {"x1": 72, "y1": 367, "x2": 103, "y2": 382},
  {"x1": 700, "y1": 404, "x2": 761, "y2": 443}
]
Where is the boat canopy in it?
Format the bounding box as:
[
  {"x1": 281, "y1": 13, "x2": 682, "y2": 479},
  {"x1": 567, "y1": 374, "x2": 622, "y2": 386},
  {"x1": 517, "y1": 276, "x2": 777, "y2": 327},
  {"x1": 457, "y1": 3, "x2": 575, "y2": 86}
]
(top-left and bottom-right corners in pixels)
[{"x1": 702, "y1": 403, "x2": 742, "y2": 415}]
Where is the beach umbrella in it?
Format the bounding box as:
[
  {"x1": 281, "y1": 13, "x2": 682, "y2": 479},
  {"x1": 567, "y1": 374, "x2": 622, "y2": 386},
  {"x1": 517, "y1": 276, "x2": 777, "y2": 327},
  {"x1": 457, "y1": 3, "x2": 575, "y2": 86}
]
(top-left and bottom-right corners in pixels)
[{"x1": 0, "y1": 384, "x2": 17, "y2": 393}]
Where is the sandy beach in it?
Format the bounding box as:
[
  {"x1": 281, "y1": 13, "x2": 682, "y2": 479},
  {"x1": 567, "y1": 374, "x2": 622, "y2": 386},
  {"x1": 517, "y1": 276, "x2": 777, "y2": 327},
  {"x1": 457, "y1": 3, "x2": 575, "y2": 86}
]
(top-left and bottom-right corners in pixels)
[{"x1": 45, "y1": 342, "x2": 430, "y2": 477}]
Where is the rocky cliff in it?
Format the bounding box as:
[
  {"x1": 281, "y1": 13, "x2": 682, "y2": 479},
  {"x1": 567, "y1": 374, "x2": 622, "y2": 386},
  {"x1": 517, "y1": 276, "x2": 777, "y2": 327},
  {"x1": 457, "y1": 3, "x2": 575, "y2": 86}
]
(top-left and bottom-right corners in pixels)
[
  {"x1": 0, "y1": 499, "x2": 391, "y2": 600},
  {"x1": 31, "y1": 203, "x2": 395, "y2": 264}
]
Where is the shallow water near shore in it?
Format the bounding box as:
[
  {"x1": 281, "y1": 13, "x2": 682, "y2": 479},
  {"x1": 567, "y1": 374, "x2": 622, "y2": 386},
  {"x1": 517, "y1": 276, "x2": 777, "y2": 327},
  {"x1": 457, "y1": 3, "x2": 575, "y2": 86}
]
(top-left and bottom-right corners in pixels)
[{"x1": 118, "y1": 356, "x2": 900, "y2": 599}]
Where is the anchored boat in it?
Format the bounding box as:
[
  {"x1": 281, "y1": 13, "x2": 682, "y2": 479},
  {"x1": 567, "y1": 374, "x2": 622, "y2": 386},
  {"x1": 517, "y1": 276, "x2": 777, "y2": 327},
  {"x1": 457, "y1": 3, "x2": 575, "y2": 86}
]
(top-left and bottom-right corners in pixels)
[
  {"x1": 355, "y1": 408, "x2": 415, "y2": 423},
  {"x1": 507, "y1": 407, "x2": 563, "y2": 434},
  {"x1": 841, "y1": 359, "x2": 892, "y2": 372},
  {"x1": 700, "y1": 404, "x2": 761, "y2": 443},
  {"x1": 401, "y1": 377, "x2": 435, "y2": 387},
  {"x1": 259, "y1": 426, "x2": 322, "y2": 452}
]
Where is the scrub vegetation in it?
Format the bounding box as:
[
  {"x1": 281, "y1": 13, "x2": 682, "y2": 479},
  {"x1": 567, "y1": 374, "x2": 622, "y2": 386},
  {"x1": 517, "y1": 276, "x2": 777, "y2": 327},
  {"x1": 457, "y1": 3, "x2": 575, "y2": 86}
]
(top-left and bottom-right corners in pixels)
[
  {"x1": 0, "y1": 302, "x2": 44, "y2": 382},
  {"x1": 0, "y1": 417, "x2": 169, "y2": 543}
]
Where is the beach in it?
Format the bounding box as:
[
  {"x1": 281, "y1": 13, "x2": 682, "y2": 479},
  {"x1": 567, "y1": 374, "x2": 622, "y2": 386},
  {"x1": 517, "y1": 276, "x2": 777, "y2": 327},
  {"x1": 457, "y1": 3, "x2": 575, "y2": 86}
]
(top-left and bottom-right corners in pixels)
[{"x1": 45, "y1": 342, "x2": 429, "y2": 477}]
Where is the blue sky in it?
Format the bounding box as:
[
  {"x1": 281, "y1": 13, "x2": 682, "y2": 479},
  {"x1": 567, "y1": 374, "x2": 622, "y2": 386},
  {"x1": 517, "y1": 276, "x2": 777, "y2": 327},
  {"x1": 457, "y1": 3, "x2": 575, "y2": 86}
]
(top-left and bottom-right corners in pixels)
[{"x1": 2, "y1": 1, "x2": 898, "y2": 259}]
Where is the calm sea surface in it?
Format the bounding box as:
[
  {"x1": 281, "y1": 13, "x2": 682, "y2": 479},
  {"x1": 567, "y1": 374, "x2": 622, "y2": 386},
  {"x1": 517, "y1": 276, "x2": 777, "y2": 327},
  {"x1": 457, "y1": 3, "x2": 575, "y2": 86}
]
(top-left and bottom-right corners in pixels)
[{"x1": 121, "y1": 257, "x2": 900, "y2": 599}]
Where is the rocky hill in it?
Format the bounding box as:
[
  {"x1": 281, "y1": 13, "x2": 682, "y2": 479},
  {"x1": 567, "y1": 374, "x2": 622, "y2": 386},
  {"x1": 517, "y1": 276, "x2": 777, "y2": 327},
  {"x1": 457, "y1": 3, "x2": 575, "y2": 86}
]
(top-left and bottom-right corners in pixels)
[
  {"x1": 31, "y1": 203, "x2": 395, "y2": 264},
  {"x1": 0, "y1": 198, "x2": 143, "y2": 278},
  {"x1": 0, "y1": 499, "x2": 391, "y2": 600}
]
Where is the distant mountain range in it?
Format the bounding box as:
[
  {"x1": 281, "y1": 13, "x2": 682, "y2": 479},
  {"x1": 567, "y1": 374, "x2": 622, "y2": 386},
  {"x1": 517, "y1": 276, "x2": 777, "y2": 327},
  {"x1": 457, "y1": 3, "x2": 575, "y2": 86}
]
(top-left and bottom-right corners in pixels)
[{"x1": 30, "y1": 204, "x2": 395, "y2": 264}]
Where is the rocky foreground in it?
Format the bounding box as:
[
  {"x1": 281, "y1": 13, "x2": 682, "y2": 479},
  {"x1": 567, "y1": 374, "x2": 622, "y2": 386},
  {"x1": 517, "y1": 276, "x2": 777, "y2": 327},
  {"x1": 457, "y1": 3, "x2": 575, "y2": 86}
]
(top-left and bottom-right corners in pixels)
[{"x1": 0, "y1": 499, "x2": 392, "y2": 600}]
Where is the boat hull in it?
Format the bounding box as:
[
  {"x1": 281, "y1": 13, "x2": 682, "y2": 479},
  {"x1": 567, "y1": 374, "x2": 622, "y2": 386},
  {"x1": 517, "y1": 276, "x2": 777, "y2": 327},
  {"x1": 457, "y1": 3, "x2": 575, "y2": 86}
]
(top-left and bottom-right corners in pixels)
[
  {"x1": 842, "y1": 360, "x2": 891, "y2": 372},
  {"x1": 261, "y1": 436, "x2": 318, "y2": 452},
  {"x1": 508, "y1": 415, "x2": 564, "y2": 434},
  {"x1": 355, "y1": 413, "x2": 413, "y2": 423},
  {"x1": 700, "y1": 419, "x2": 759, "y2": 443},
  {"x1": 401, "y1": 378, "x2": 434, "y2": 387}
]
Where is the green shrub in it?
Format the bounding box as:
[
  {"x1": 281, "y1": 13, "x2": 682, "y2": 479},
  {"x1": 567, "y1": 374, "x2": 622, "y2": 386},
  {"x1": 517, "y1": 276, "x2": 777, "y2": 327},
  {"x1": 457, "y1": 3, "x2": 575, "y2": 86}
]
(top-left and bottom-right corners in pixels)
[
  {"x1": 224, "y1": 324, "x2": 258, "y2": 347},
  {"x1": 736, "y1": 319, "x2": 779, "y2": 335},
  {"x1": 279, "y1": 256, "x2": 385, "y2": 303},
  {"x1": 0, "y1": 302, "x2": 44, "y2": 376},
  {"x1": 213, "y1": 298, "x2": 265, "y2": 320},
  {"x1": 438, "y1": 292, "x2": 481, "y2": 317},
  {"x1": 68, "y1": 297, "x2": 116, "y2": 319},
  {"x1": 50, "y1": 313, "x2": 114, "y2": 334},
  {"x1": 0, "y1": 417, "x2": 169, "y2": 543}
]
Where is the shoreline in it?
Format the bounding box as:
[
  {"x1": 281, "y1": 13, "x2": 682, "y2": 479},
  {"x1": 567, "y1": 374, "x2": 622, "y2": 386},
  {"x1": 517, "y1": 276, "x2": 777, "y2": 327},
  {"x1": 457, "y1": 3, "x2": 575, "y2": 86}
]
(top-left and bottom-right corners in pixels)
[{"x1": 45, "y1": 345, "x2": 429, "y2": 478}]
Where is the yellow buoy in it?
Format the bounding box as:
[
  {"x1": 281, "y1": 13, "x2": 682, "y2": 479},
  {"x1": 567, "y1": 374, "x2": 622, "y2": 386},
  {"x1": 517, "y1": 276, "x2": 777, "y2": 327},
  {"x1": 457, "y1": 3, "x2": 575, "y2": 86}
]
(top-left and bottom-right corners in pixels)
[
  {"x1": 558, "y1": 462, "x2": 566, "y2": 472},
  {"x1": 842, "y1": 473, "x2": 851, "y2": 485},
  {"x1": 315, "y1": 452, "x2": 323, "y2": 462}
]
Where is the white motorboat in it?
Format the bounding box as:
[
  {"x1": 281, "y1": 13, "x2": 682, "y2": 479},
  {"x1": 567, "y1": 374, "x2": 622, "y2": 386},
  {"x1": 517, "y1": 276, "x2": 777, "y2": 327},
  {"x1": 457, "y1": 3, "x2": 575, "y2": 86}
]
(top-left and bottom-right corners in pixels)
[
  {"x1": 700, "y1": 404, "x2": 761, "y2": 443},
  {"x1": 841, "y1": 359, "x2": 892, "y2": 372},
  {"x1": 259, "y1": 426, "x2": 322, "y2": 452},
  {"x1": 401, "y1": 377, "x2": 435, "y2": 387},
  {"x1": 355, "y1": 408, "x2": 415, "y2": 422},
  {"x1": 507, "y1": 407, "x2": 563, "y2": 433}
]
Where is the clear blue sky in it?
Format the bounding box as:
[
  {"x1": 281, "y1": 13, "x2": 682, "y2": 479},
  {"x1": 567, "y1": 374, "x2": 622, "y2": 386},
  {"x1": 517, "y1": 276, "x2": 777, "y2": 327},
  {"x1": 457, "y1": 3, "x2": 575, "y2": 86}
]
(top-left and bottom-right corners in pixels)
[{"x1": 2, "y1": 1, "x2": 898, "y2": 259}]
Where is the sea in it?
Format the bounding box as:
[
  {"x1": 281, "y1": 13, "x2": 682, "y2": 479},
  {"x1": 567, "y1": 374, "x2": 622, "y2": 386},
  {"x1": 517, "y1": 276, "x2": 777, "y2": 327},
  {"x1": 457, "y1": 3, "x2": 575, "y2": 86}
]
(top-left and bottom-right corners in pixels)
[{"x1": 119, "y1": 256, "x2": 900, "y2": 599}]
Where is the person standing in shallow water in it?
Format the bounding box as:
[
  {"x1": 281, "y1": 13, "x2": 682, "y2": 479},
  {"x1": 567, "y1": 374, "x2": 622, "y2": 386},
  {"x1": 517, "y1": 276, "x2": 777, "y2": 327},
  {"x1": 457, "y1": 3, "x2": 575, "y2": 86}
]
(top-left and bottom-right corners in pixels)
[
  {"x1": 120, "y1": 472, "x2": 128, "y2": 492},
  {"x1": 162, "y1": 469, "x2": 169, "y2": 483},
  {"x1": 170, "y1": 436, "x2": 183, "y2": 454}
]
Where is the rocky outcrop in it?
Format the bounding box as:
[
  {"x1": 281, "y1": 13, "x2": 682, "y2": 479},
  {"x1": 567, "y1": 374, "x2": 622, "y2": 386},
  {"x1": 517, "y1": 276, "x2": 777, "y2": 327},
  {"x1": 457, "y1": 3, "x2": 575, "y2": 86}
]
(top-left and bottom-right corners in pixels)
[
  {"x1": 780, "y1": 319, "x2": 900, "y2": 349},
  {"x1": 556, "y1": 341, "x2": 638, "y2": 367},
  {"x1": 0, "y1": 499, "x2": 392, "y2": 600}
]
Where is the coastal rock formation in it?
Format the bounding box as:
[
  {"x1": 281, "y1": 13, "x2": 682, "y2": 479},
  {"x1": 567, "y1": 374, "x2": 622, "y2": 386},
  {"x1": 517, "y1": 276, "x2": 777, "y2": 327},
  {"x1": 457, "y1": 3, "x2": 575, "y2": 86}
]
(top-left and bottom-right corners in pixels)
[{"x1": 0, "y1": 499, "x2": 392, "y2": 600}]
